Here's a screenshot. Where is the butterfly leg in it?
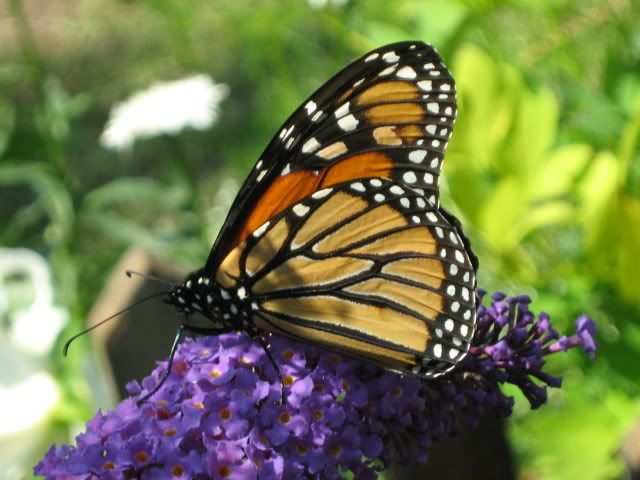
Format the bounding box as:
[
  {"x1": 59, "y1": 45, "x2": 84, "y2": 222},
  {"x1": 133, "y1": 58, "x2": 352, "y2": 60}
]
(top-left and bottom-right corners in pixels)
[
  {"x1": 137, "y1": 324, "x2": 186, "y2": 405},
  {"x1": 138, "y1": 321, "x2": 286, "y2": 405},
  {"x1": 182, "y1": 326, "x2": 285, "y2": 405},
  {"x1": 254, "y1": 334, "x2": 286, "y2": 406}
]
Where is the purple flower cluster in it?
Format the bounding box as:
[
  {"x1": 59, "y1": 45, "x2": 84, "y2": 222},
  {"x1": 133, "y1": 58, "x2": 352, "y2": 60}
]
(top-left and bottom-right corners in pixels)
[{"x1": 35, "y1": 292, "x2": 597, "y2": 479}]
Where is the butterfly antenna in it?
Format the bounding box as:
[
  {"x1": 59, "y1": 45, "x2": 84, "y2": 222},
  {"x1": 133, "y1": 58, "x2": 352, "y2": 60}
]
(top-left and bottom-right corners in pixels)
[
  {"x1": 256, "y1": 334, "x2": 286, "y2": 406},
  {"x1": 63, "y1": 291, "x2": 169, "y2": 356},
  {"x1": 126, "y1": 270, "x2": 175, "y2": 287}
]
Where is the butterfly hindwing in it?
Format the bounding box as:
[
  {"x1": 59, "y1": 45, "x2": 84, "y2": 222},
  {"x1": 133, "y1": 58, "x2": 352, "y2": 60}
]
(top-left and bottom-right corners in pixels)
[
  {"x1": 215, "y1": 178, "x2": 476, "y2": 378},
  {"x1": 206, "y1": 41, "x2": 457, "y2": 272}
]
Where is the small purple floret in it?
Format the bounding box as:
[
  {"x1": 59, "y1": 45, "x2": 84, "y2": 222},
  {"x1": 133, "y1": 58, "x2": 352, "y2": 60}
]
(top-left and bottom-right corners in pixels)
[{"x1": 35, "y1": 292, "x2": 597, "y2": 479}]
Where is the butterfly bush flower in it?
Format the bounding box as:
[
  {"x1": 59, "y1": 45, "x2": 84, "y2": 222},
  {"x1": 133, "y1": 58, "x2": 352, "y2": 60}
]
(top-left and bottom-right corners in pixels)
[{"x1": 35, "y1": 291, "x2": 596, "y2": 479}]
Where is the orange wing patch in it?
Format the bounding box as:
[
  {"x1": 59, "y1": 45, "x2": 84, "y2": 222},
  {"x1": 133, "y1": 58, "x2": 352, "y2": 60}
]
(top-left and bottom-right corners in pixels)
[
  {"x1": 260, "y1": 295, "x2": 429, "y2": 352},
  {"x1": 215, "y1": 246, "x2": 242, "y2": 288},
  {"x1": 316, "y1": 142, "x2": 348, "y2": 160},
  {"x1": 365, "y1": 102, "x2": 425, "y2": 125},
  {"x1": 318, "y1": 152, "x2": 393, "y2": 185},
  {"x1": 356, "y1": 81, "x2": 420, "y2": 105},
  {"x1": 237, "y1": 170, "x2": 322, "y2": 247},
  {"x1": 396, "y1": 124, "x2": 424, "y2": 142},
  {"x1": 245, "y1": 218, "x2": 290, "y2": 277},
  {"x1": 372, "y1": 124, "x2": 424, "y2": 146},
  {"x1": 313, "y1": 203, "x2": 407, "y2": 254},
  {"x1": 382, "y1": 257, "x2": 446, "y2": 289},
  {"x1": 292, "y1": 191, "x2": 368, "y2": 248},
  {"x1": 347, "y1": 227, "x2": 436, "y2": 257},
  {"x1": 233, "y1": 152, "x2": 393, "y2": 249},
  {"x1": 372, "y1": 126, "x2": 403, "y2": 146},
  {"x1": 252, "y1": 255, "x2": 373, "y2": 294},
  {"x1": 344, "y1": 278, "x2": 444, "y2": 319},
  {"x1": 254, "y1": 313, "x2": 417, "y2": 367}
]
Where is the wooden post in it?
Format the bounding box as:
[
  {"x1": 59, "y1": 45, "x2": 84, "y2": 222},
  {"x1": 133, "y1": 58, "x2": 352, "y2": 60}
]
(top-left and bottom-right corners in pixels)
[{"x1": 88, "y1": 248, "x2": 183, "y2": 400}]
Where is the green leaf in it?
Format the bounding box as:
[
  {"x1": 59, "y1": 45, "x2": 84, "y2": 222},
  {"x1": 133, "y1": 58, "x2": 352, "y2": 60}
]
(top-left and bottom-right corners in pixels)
[
  {"x1": 615, "y1": 74, "x2": 640, "y2": 116},
  {"x1": 81, "y1": 211, "x2": 171, "y2": 252},
  {"x1": 479, "y1": 176, "x2": 528, "y2": 252},
  {"x1": 515, "y1": 201, "x2": 575, "y2": 240},
  {"x1": 451, "y1": 45, "x2": 523, "y2": 171},
  {"x1": 616, "y1": 197, "x2": 640, "y2": 304},
  {"x1": 442, "y1": 167, "x2": 489, "y2": 226},
  {"x1": 36, "y1": 77, "x2": 91, "y2": 145},
  {"x1": 361, "y1": 21, "x2": 412, "y2": 48},
  {"x1": 83, "y1": 177, "x2": 187, "y2": 210},
  {"x1": 617, "y1": 98, "x2": 640, "y2": 174},
  {"x1": 411, "y1": 0, "x2": 469, "y2": 47},
  {"x1": 499, "y1": 87, "x2": 558, "y2": 178},
  {"x1": 0, "y1": 97, "x2": 15, "y2": 158},
  {"x1": 0, "y1": 161, "x2": 74, "y2": 245},
  {"x1": 511, "y1": 384, "x2": 639, "y2": 480},
  {"x1": 532, "y1": 144, "x2": 592, "y2": 200},
  {"x1": 2, "y1": 198, "x2": 46, "y2": 244},
  {"x1": 578, "y1": 152, "x2": 621, "y2": 253}
]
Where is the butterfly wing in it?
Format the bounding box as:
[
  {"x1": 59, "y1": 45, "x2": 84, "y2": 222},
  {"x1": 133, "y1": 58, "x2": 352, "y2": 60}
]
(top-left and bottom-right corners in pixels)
[
  {"x1": 215, "y1": 178, "x2": 476, "y2": 377},
  {"x1": 206, "y1": 41, "x2": 457, "y2": 273}
]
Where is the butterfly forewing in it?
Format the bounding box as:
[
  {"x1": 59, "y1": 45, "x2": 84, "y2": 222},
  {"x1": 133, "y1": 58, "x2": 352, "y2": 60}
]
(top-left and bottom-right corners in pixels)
[
  {"x1": 206, "y1": 41, "x2": 457, "y2": 273},
  {"x1": 215, "y1": 178, "x2": 476, "y2": 378}
]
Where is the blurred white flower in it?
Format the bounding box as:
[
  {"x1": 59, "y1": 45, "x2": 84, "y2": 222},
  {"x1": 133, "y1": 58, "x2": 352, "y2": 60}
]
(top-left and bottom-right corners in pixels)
[
  {"x1": 0, "y1": 248, "x2": 68, "y2": 356},
  {"x1": 100, "y1": 74, "x2": 229, "y2": 151},
  {"x1": 0, "y1": 372, "x2": 60, "y2": 436},
  {"x1": 308, "y1": 0, "x2": 349, "y2": 8}
]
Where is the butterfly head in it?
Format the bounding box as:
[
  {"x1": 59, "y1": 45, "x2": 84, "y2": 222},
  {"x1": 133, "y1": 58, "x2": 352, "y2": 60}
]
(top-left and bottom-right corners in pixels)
[
  {"x1": 166, "y1": 269, "x2": 216, "y2": 317},
  {"x1": 166, "y1": 270, "x2": 258, "y2": 334}
]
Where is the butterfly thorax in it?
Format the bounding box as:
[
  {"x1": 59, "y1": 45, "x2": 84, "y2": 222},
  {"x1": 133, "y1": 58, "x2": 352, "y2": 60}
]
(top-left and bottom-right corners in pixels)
[{"x1": 167, "y1": 269, "x2": 259, "y2": 335}]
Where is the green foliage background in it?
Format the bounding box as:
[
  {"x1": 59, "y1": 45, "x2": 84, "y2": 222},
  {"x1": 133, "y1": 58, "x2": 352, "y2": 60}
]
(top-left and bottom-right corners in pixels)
[{"x1": 1, "y1": 0, "x2": 639, "y2": 478}]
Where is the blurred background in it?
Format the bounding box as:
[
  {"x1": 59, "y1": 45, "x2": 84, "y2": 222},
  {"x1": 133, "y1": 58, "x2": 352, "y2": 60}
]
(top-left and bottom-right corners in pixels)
[{"x1": 1, "y1": 0, "x2": 639, "y2": 478}]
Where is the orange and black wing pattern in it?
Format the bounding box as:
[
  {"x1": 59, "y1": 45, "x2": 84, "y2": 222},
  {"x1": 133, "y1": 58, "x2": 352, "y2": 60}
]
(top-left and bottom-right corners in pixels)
[
  {"x1": 195, "y1": 41, "x2": 478, "y2": 378},
  {"x1": 206, "y1": 41, "x2": 458, "y2": 272},
  {"x1": 214, "y1": 179, "x2": 476, "y2": 378}
]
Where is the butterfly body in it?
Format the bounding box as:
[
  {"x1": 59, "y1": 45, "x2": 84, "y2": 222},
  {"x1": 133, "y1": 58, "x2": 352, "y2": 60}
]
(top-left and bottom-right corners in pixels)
[
  {"x1": 167, "y1": 269, "x2": 259, "y2": 336},
  {"x1": 168, "y1": 41, "x2": 478, "y2": 380}
]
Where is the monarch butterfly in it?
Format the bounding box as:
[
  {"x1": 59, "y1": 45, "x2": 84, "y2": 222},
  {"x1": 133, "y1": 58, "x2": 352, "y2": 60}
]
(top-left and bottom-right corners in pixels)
[{"x1": 157, "y1": 41, "x2": 478, "y2": 401}]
